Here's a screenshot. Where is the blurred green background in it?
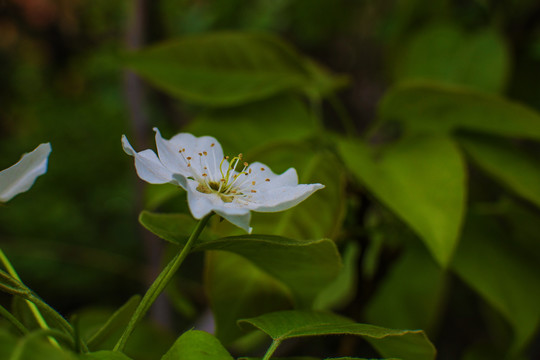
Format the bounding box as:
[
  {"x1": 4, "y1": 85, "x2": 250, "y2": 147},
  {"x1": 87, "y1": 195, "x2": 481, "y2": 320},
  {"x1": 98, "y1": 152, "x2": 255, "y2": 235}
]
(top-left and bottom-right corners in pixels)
[{"x1": 2, "y1": 0, "x2": 540, "y2": 359}]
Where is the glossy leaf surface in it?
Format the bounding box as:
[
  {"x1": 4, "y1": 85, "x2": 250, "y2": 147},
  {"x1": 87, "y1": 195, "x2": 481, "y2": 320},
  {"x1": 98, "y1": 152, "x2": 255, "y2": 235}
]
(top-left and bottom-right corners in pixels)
[
  {"x1": 239, "y1": 310, "x2": 436, "y2": 360},
  {"x1": 338, "y1": 135, "x2": 466, "y2": 266}
]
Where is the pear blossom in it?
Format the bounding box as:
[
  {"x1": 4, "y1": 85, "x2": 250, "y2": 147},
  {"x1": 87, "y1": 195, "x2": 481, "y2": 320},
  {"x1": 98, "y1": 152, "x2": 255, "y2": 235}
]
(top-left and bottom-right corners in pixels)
[
  {"x1": 0, "y1": 143, "x2": 51, "y2": 202},
  {"x1": 122, "y1": 129, "x2": 324, "y2": 232}
]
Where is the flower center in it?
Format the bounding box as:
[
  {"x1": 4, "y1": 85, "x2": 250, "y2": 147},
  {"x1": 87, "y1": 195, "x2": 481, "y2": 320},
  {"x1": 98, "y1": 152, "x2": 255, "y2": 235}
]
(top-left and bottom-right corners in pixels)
[{"x1": 179, "y1": 146, "x2": 268, "y2": 203}]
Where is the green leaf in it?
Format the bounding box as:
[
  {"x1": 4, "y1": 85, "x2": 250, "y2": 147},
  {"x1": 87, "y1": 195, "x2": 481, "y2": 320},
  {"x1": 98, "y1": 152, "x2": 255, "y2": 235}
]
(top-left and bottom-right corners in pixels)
[
  {"x1": 125, "y1": 32, "x2": 337, "y2": 106},
  {"x1": 139, "y1": 211, "x2": 203, "y2": 246},
  {"x1": 452, "y1": 213, "x2": 540, "y2": 352},
  {"x1": 314, "y1": 242, "x2": 360, "y2": 310},
  {"x1": 161, "y1": 330, "x2": 233, "y2": 360},
  {"x1": 239, "y1": 357, "x2": 320, "y2": 360},
  {"x1": 187, "y1": 95, "x2": 317, "y2": 155},
  {"x1": 205, "y1": 251, "x2": 293, "y2": 344},
  {"x1": 338, "y1": 135, "x2": 466, "y2": 266},
  {"x1": 395, "y1": 24, "x2": 509, "y2": 93},
  {"x1": 195, "y1": 235, "x2": 342, "y2": 308},
  {"x1": 458, "y1": 135, "x2": 540, "y2": 209},
  {"x1": 239, "y1": 310, "x2": 436, "y2": 360},
  {"x1": 365, "y1": 243, "x2": 446, "y2": 331},
  {"x1": 3, "y1": 331, "x2": 78, "y2": 360},
  {"x1": 0, "y1": 329, "x2": 17, "y2": 359},
  {"x1": 80, "y1": 351, "x2": 133, "y2": 360},
  {"x1": 86, "y1": 295, "x2": 141, "y2": 350},
  {"x1": 379, "y1": 82, "x2": 540, "y2": 140}
]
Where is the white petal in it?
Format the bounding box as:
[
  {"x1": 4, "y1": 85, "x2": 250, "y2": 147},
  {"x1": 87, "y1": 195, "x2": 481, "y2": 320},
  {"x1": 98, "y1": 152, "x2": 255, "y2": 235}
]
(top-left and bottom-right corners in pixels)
[
  {"x1": 214, "y1": 209, "x2": 252, "y2": 233},
  {"x1": 239, "y1": 163, "x2": 298, "y2": 192},
  {"x1": 154, "y1": 128, "x2": 224, "y2": 180},
  {"x1": 185, "y1": 183, "x2": 216, "y2": 219},
  {"x1": 122, "y1": 135, "x2": 179, "y2": 186},
  {"x1": 154, "y1": 128, "x2": 192, "y2": 175},
  {"x1": 249, "y1": 183, "x2": 325, "y2": 212},
  {"x1": 0, "y1": 143, "x2": 51, "y2": 202},
  {"x1": 184, "y1": 180, "x2": 252, "y2": 232}
]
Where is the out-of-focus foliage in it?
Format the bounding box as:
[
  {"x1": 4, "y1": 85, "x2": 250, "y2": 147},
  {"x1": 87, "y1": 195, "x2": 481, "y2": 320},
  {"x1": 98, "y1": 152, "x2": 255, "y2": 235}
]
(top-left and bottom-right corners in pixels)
[{"x1": 1, "y1": 0, "x2": 540, "y2": 359}]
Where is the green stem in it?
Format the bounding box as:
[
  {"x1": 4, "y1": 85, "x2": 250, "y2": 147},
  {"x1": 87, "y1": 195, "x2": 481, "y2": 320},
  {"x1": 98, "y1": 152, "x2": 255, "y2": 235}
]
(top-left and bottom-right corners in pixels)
[
  {"x1": 0, "y1": 304, "x2": 28, "y2": 335},
  {"x1": 114, "y1": 213, "x2": 213, "y2": 352},
  {"x1": 0, "y1": 248, "x2": 60, "y2": 349},
  {"x1": 262, "y1": 339, "x2": 281, "y2": 360}
]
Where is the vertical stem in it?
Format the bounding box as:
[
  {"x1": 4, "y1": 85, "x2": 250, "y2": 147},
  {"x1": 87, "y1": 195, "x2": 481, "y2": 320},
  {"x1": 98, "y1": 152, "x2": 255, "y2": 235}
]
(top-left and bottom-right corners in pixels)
[
  {"x1": 114, "y1": 213, "x2": 213, "y2": 352},
  {"x1": 0, "y1": 249, "x2": 60, "y2": 348},
  {"x1": 0, "y1": 304, "x2": 28, "y2": 335},
  {"x1": 262, "y1": 339, "x2": 282, "y2": 360}
]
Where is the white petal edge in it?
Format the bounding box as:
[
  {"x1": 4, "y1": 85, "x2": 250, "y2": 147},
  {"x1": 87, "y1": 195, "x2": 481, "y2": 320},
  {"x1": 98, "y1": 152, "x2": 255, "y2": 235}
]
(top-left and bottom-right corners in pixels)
[
  {"x1": 122, "y1": 135, "x2": 181, "y2": 187},
  {"x1": 0, "y1": 143, "x2": 51, "y2": 202},
  {"x1": 249, "y1": 184, "x2": 325, "y2": 212}
]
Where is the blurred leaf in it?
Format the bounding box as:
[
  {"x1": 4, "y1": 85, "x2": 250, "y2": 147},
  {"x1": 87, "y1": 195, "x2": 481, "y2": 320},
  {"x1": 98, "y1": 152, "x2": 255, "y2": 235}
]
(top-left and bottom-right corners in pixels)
[
  {"x1": 338, "y1": 135, "x2": 466, "y2": 266},
  {"x1": 125, "y1": 32, "x2": 340, "y2": 106},
  {"x1": 80, "y1": 351, "x2": 133, "y2": 360},
  {"x1": 205, "y1": 251, "x2": 293, "y2": 344},
  {"x1": 458, "y1": 135, "x2": 540, "y2": 209},
  {"x1": 196, "y1": 235, "x2": 341, "y2": 308},
  {"x1": 139, "y1": 211, "x2": 205, "y2": 245},
  {"x1": 1, "y1": 331, "x2": 77, "y2": 360},
  {"x1": 379, "y1": 82, "x2": 540, "y2": 140},
  {"x1": 396, "y1": 24, "x2": 509, "y2": 93},
  {"x1": 249, "y1": 141, "x2": 347, "y2": 240},
  {"x1": 452, "y1": 213, "x2": 540, "y2": 352},
  {"x1": 365, "y1": 243, "x2": 446, "y2": 331},
  {"x1": 86, "y1": 295, "x2": 140, "y2": 351},
  {"x1": 161, "y1": 330, "x2": 233, "y2": 360},
  {"x1": 77, "y1": 308, "x2": 175, "y2": 359},
  {"x1": 239, "y1": 310, "x2": 436, "y2": 360},
  {"x1": 187, "y1": 95, "x2": 317, "y2": 155},
  {"x1": 0, "y1": 329, "x2": 17, "y2": 359},
  {"x1": 314, "y1": 242, "x2": 360, "y2": 310},
  {"x1": 239, "y1": 358, "x2": 320, "y2": 360}
]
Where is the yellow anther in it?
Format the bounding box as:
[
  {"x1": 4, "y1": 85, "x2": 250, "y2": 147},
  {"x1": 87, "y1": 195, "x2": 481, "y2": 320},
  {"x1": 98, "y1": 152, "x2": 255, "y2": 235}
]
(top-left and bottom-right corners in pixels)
[
  {"x1": 252, "y1": 181, "x2": 256, "y2": 185},
  {"x1": 260, "y1": 168, "x2": 265, "y2": 171},
  {"x1": 251, "y1": 190, "x2": 257, "y2": 193},
  {"x1": 265, "y1": 178, "x2": 270, "y2": 182},
  {"x1": 202, "y1": 173, "x2": 207, "y2": 177},
  {"x1": 198, "y1": 152, "x2": 202, "y2": 156},
  {"x1": 203, "y1": 151, "x2": 208, "y2": 156},
  {"x1": 243, "y1": 162, "x2": 248, "y2": 167},
  {"x1": 187, "y1": 156, "x2": 192, "y2": 160},
  {"x1": 211, "y1": 143, "x2": 215, "y2": 147}
]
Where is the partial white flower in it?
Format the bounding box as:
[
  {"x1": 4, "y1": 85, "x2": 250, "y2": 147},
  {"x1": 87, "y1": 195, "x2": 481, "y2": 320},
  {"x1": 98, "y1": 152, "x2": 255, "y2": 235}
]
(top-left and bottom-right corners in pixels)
[
  {"x1": 0, "y1": 143, "x2": 52, "y2": 202},
  {"x1": 122, "y1": 129, "x2": 324, "y2": 233}
]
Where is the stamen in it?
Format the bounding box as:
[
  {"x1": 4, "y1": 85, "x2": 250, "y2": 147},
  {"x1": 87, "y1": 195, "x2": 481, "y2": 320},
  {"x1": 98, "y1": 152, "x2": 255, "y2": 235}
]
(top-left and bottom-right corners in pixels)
[
  {"x1": 198, "y1": 153, "x2": 202, "y2": 156},
  {"x1": 265, "y1": 178, "x2": 270, "y2": 182},
  {"x1": 261, "y1": 168, "x2": 265, "y2": 171},
  {"x1": 187, "y1": 157, "x2": 192, "y2": 160},
  {"x1": 251, "y1": 190, "x2": 257, "y2": 193},
  {"x1": 211, "y1": 143, "x2": 215, "y2": 147},
  {"x1": 252, "y1": 181, "x2": 256, "y2": 185},
  {"x1": 203, "y1": 151, "x2": 207, "y2": 156}
]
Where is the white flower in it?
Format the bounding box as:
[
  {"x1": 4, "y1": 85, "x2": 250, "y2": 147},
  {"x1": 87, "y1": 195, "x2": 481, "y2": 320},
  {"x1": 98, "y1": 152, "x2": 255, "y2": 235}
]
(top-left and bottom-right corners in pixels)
[
  {"x1": 122, "y1": 129, "x2": 324, "y2": 232},
  {"x1": 0, "y1": 143, "x2": 51, "y2": 202}
]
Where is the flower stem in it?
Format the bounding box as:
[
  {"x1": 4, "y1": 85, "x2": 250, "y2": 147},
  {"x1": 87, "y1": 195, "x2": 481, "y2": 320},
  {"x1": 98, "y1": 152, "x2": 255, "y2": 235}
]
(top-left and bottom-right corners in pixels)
[
  {"x1": 0, "y1": 248, "x2": 60, "y2": 349},
  {"x1": 262, "y1": 339, "x2": 281, "y2": 360},
  {"x1": 114, "y1": 213, "x2": 213, "y2": 352},
  {"x1": 0, "y1": 303, "x2": 28, "y2": 335}
]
